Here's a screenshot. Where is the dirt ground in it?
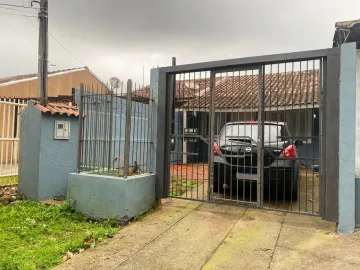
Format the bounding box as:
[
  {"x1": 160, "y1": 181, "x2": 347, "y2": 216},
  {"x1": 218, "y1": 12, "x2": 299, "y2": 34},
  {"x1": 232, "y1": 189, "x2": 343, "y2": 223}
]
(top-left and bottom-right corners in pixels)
[{"x1": 0, "y1": 185, "x2": 17, "y2": 205}]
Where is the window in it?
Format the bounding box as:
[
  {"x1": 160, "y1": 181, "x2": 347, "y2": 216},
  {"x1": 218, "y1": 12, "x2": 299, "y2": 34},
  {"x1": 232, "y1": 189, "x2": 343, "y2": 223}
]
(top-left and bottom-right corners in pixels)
[{"x1": 223, "y1": 124, "x2": 286, "y2": 142}]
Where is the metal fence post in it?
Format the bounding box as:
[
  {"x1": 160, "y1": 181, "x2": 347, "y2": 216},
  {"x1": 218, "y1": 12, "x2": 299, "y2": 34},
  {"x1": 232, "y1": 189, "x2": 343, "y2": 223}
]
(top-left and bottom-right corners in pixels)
[
  {"x1": 207, "y1": 72, "x2": 216, "y2": 202},
  {"x1": 124, "y1": 79, "x2": 133, "y2": 178},
  {"x1": 257, "y1": 67, "x2": 264, "y2": 207},
  {"x1": 108, "y1": 91, "x2": 114, "y2": 172},
  {"x1": 77, "y1": 83, "x2": 84, "y2": 173}
]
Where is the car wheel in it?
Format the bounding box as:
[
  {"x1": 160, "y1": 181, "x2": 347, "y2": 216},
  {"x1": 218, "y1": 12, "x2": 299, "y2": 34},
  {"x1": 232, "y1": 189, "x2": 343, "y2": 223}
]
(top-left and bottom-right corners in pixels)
[
  {"x1": 288, "y1": 164, "x2": 299, "y2": 201},
  {"x1": 213, "y1": 182, "x2": 220, "y2": 193},
  {"x1": 291, "y1": 184, "x2": 298, "y2": 201}
]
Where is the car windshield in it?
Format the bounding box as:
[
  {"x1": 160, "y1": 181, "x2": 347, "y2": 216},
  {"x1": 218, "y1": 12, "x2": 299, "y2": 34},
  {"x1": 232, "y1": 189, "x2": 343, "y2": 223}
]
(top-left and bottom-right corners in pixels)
[{"x1": 224, "y1": 124, "x2": 284, "y2": 142}]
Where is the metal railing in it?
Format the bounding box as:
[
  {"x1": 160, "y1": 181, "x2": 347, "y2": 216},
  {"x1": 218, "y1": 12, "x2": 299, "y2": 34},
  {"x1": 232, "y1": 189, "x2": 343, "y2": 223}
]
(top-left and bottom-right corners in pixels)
[
  {"x1": 77, "y1": 80, "x2": 153, "y2": 178},
  {"x1": 0, "y1": 98, "x2": 26, "y2": 186}
]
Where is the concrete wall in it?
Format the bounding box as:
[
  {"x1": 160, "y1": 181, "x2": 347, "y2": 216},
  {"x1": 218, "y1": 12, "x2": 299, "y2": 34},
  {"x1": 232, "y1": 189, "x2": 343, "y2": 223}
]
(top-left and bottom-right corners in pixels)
[
  {"x1": 67, "y1": 173, "x2": 155, "y2": 220},
  {"x1": 37, "y1": 114, "x2": 78, "y2": 200},
  {"x1": 356, "y1": 50, "x2": 360, "y2": 176},
  {"x1": 338, "y1": 43, "x2": 357, "y2": 234},
  {"x1": 356, "y1": 49, "x2": 360, "y2": 225},
  {"x1": 18, "y1": 102, "x2": 41, "y2": 200},
  {"x1": 18, "y1": 101, "x2": 79, "y2": 200}
]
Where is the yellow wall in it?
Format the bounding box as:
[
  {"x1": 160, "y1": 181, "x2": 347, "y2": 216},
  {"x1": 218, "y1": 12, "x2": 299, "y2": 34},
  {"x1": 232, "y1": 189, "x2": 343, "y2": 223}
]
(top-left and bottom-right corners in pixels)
[{"x1": 0, "y1": 68, "x2": 109, "y2": 98}]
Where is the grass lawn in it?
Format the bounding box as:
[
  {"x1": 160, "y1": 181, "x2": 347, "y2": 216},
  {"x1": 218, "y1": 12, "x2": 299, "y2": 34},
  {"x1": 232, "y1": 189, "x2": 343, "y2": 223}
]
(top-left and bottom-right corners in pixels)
[
  {"x1": 169, "y1": 177, "x2": 199, "y2": 196},
  {"x1": 0, "y1": 176, "x2": 18, "y2": 185},
  {"x1": 0, "y1": 201, "x2": 119, "y2": 270}
]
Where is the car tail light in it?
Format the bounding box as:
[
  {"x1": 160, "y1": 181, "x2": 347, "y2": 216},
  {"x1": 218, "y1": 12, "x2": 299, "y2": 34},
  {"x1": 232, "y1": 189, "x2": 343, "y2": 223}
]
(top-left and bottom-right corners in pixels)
[
  {"x1": 213, "y1": 142, "x2": 222, "y2": 156},
  {"x1": 279, "y1": 145, "x2": 297, "y2": 158}
]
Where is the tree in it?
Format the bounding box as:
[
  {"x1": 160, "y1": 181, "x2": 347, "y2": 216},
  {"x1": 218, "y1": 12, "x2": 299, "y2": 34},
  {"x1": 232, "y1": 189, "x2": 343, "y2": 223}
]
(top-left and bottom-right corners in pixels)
[{"x1": 109, "y1": 77, "x2": 121, "y2": 94}]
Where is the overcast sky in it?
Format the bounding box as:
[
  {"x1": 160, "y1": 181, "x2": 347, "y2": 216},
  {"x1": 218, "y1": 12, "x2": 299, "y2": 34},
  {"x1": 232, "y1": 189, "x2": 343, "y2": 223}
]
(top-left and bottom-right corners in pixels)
[{"x1": 0, "y1": 0, "x2": 359, "y2": 85}]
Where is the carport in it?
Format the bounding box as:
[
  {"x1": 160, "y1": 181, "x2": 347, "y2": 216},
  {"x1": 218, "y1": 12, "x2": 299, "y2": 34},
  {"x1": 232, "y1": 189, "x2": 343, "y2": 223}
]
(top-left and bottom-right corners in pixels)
[{"x1": 152, "y1": 44, "x2": 357, "y2": 234}]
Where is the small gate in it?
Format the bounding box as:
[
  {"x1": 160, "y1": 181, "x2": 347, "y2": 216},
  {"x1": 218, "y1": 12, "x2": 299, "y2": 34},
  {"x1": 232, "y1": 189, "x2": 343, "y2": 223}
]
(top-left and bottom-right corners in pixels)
[
  {"x1": 157, "y1": 48, "x2": 341, "y2": 219},
  {"x1": 0, "y1": 98, "x2": 26, "y2": 186}
]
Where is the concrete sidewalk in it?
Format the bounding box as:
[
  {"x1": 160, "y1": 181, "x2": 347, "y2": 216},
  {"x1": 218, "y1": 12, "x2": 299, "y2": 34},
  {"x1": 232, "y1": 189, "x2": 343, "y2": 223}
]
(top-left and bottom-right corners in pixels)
[{"x1": 57, "y1": 199, "x2": 360, "y2": 270}]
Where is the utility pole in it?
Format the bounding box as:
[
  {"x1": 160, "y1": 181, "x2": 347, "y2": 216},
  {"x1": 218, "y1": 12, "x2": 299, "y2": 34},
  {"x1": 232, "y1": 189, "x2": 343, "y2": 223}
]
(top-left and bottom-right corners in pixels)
[{"x1": 33, "y1": 0, "x2": 48, "y2": 106}]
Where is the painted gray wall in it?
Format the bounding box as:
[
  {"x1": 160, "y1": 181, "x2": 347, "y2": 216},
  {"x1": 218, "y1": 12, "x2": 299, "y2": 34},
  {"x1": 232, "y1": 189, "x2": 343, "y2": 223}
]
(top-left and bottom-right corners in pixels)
[
  {"x1": 37, "y1": 113, "x2": 78, "y2": 200},
  {"x1": 18, "y1": 101, "x2": 79, "y2": 201},
  {"x1": 355, "y1": 50, "x2": 360, "y2": 176},
  {"x1": 338, "y1": 43, "x2": 357, "y2": 234},
  {"x1": 18, "y1": 101, "x2": 41, "y2": 200},
  {"x1": 67, "y1": 173, "x2": 155, "y2": 220},
  {"x1": 355, "y1": 49, "x2": 360, "y2": 225}
]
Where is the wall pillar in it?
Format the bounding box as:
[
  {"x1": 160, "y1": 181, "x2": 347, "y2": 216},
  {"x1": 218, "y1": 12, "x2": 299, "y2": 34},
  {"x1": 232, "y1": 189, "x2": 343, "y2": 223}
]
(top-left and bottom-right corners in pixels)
[
  {"x1": 18, "y1": 101, "x2": 79, "y2": 201},
  {"x1": 355, "y1": 49, "x2": 360, "y2": 225},
  {"x1": 338, "y1": 43, "x2": 357, "y2": 234}
]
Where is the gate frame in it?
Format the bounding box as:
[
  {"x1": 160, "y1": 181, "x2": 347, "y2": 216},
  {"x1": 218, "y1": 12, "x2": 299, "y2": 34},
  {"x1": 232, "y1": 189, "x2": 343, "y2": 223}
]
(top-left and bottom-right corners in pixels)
[{"x1": 153, "y1": 48, "x2": 341, "y2": 222}]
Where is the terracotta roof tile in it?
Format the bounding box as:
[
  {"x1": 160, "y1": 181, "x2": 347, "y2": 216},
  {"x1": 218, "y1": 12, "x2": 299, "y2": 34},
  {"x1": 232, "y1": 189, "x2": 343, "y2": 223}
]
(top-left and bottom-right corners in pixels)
[
  {"x1": 35, "y1": 102, "x2": 79, "y2": 117},
  {"x1": 125, "y1": 71, "x2": 320, "y2": 110},
  {"x1": 182, "y1": 71, "x2": 319, "y2": 109},
  {"x1": 133, "y1": 78, "x2": 222, "y2": 100}
]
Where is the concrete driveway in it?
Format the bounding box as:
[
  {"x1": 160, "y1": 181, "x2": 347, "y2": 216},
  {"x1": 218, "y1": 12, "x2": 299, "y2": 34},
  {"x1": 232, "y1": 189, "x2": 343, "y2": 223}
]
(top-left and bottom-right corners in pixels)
[{"x1": 57, "y1": 199, "x2": 360, "y2": 270}]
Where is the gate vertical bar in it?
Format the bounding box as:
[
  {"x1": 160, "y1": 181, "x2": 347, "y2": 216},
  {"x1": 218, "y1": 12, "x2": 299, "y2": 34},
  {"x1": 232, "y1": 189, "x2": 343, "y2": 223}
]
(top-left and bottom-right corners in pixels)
[
  {"x1": 77, "y1": 83, "x2": 84, "y2": 173},
  {"x1": 207, "y1": 71, "x2": 216, "y2": 202},
  {"x1": 257, "y1": 66, "x2": 264, "y2": 207},
  {"x1": 124, "y1": 79, "x2": 133, "y2": 178}
]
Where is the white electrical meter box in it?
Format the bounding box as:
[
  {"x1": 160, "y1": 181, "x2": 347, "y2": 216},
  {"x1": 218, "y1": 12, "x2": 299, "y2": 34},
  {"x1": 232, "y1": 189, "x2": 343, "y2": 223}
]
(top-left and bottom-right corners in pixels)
[{"x1": 54, "y1": 120, "x2": 70, "y2": 140}]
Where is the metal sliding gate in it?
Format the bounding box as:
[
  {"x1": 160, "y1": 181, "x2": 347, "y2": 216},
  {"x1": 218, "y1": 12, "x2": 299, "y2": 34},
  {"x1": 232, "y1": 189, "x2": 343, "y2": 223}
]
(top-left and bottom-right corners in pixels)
[{"x1": 158, "y1": 48, "x2": 340, "y2": 218}]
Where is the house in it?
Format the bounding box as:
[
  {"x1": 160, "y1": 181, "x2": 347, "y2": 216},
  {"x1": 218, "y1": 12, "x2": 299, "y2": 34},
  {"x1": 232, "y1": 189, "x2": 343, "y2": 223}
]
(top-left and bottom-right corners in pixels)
[
  {"x1": 135, "y1": 70, "x2": 320, "y2": 165},
  {"x1": 0, "y1": 67, "x2": 109, "y2": 168},
  {"x1": 0, "y1": 66, "x2": 109, "y2": 99},
  {"x1": 333, "y1": 18, "x2": 360, "y2": 48}
]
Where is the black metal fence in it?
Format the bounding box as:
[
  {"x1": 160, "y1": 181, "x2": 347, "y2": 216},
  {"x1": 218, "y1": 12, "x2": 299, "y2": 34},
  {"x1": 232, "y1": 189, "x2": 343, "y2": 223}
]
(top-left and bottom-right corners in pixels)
[{"x1": 77, "y1": 80, "x2": 153, "y2": 178}]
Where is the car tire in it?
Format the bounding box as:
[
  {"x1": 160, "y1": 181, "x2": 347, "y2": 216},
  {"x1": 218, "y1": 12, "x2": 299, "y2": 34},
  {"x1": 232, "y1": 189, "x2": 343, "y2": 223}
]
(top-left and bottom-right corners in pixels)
[
  {"x1": 291, "y1": 184, "x2": 298, "y2": 201},
  {"x1": 288, "y1": 162, "x2": 299, "y2": 201},
  {"x1": 213, "y1": 183, "x2": 219, "y2": 193}
]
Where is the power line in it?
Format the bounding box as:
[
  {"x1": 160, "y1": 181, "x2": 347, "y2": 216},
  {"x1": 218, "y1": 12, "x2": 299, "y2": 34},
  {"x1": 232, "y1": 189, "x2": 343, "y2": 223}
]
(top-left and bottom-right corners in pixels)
[
  {"x1": 47, "y1": 32, "x2": 86, "y2": 67},
  {"x1": 0, "y1": 11, "x2": 37, "y2": 17},
  {"x1": 0, "y1": 6, "x2": 38, "y2": 14},
  {"x1": 1, "y1": 4, "x2": 86, "y2": 68},
  {"x1": 0, "y1": 2, "x2": 38, "y2": 9}
]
